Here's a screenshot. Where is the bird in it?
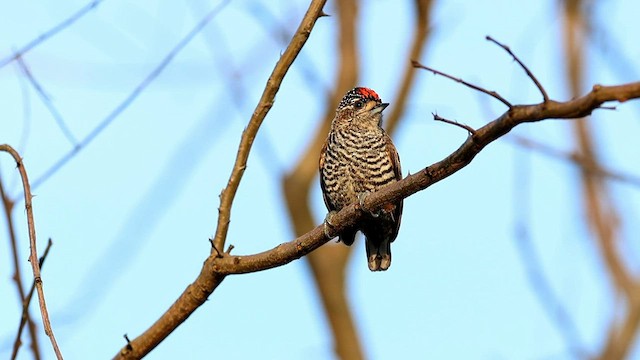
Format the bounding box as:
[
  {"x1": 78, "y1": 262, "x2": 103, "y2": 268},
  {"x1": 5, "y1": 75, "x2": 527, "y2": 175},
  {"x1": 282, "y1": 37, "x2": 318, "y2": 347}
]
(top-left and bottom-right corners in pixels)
[{"x1": 319, "y1": 87, "x2": 403, "y2": 271}]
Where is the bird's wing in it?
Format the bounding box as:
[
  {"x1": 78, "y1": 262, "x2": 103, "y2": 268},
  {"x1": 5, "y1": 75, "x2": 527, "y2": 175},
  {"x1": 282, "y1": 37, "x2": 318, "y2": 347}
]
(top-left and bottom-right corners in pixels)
[
  {"x1": 319, "y1": 138, "x2": 336, "y2": 212},
  {"x1": 386, "y1": 134, "x2": 403, "y2": 241}
]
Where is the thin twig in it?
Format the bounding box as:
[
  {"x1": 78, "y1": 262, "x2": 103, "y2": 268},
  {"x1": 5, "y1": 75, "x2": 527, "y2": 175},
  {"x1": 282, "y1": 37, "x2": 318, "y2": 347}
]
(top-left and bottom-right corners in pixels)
[
  {"x1": 0, "y1": 145, "x2": 63, "y2": 359},
  {"x1": 16, "y1": 55, "x2": 79, "y2": 146},
  {"x1": 30, "y1": 0, "x2": 231, "y2": 190},
  {"x1": 486, "y1": 35, "x2": 549, "y2": 102},
  {"x1": 0, "y1": 0, "x2": 104, "y2": 68},
  {"x1": 1, "y1": 174, "x2": 42, "y2": 360},
  {"x1": 113, "y1": 1, "x2": 329, "y2": 358},
  {"x1": 13, "y1": 239, "x2": 53, "y2": 360},
  {"x1": 210, "y1": 0, "x2": 327, "y2": 253},
  {"x1": 411, "y1": 59, "x2": 513, "y2": 108},
  {"x1": 432, "y1": 112, "x2": 476, "y2": 134}
]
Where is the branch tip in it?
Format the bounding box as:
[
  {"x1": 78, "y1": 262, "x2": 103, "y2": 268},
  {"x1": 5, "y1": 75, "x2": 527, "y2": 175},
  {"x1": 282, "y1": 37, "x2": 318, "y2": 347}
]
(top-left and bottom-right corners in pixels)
[
  {"x1": 123, "y1": 334, "x2": 133, "y2": 351},
  {"x1": 433, "y1": 113, "x2": 476, "y2": 135},
  {"x1": 485, "y1": 35, "x2": 549, "y2": 102},
  {"x1": 413, "y1": 60, "x2": 513, "y2": 108}
]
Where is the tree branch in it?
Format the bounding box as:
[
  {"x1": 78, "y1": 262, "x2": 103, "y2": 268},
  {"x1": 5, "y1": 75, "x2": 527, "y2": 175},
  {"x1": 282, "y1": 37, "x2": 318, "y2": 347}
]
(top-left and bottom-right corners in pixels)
[
  {"x1": 486, "y1": 35, "x2": 549, "y2": 101},
  {"x1": 1, "y1": 174, "x2": 42, "y2": 360},
  {"x1": 0, "y1": 0, "x2": 104, "y2": 68},
  {"x1": 12, "y1": 239, "x2": 53, "y2": 360},
  {"x1": 282, "y1": 0, "x2": 364, "y2": 357},
  {"x1": 207, "y1": 80, "x2": 640, "y2": 275},
  {"x1": 0, "y1": 145, "x2": 63, "y2": 359},
  {"x1": 411, "y1": 60, "x2": 513, "y2": 108},
  {"x1": 113, "y1": 1, "x2": 328, "y2": 358},
  {"x1": 211, "y1": 0, "x2": 327, "y2": 253},
  {"x1": 30, "y1": 0, "x2": 231, "y2": 190}
]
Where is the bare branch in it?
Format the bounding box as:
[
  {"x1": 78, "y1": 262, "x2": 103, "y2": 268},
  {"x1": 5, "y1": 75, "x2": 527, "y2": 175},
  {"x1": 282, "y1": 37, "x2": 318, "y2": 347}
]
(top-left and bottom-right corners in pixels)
[
  {"x1": 0, "y1": 0, "x2": 104, "y2": 68},
  {"x1": 432, "y1": 112, "x2": 476, "y2": 135},
  {"x1": 30, "y1": 0, "x2": 231, "y2": 190},
  {"x1": 411, "y1": 59, "x2": 513, "y2": 108},
  {"x1": 16, "y1": 55, "x2": 78, "y2": 146},
  {"x1": 12, "y1": 239, "x2": 53, "y2": 360},
  {"x1": 113, "y1": 1, "x2": 329, "y2": 358},
  {"x1": 0, "y1": 145, "x2": 62, "y2": 359},
  {"x1": 206, "y1": 81, "x2": 640, "y2": 275},
  {"x1": 281, "y1": 0, "x2": 366, "y2": 358},
  {"x1": 486, "y1": 35, "x2": 549, "y2": 101},
  {"x1": 210, "y1": 0, "x2": 327, "y2": 252},
  {"x1": 1, "y1": 174, "x2": 42, "y2": 360}
]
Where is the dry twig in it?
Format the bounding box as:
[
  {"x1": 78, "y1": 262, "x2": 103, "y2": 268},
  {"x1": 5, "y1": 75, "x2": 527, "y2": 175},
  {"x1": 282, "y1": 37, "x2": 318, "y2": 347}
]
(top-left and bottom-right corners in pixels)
[
  {"x1": 486, "y1": 35, "x2": 549, "y2": 101},
  {"x1": 0, "y1": 145, "x2": 63, "y2": 359},
  {"x1": 1, "y1": 174, "x2": 42, "y2": 360},
  {"x1": 411, "y1": 60, "x2": 513, "y2": 108},
  {"x1": 12, "y1": 239, "x2": 53, "y2": 360}
]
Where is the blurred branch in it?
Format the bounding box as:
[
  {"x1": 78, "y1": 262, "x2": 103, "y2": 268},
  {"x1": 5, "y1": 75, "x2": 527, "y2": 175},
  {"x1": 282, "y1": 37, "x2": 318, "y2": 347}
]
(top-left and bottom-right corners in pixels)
[
  {"x1": 113, "y1": 1, "x2": 328, "y2": 357},
  {"x1": 0, "y1": 144, "x2": 62, "y2": 359},
  {"x1": 16, "y1": 55, "x2": 78, "y2": 146},
  {"x1": 29, "y1": 0, "x2": 231, "y2": 191},
  {"x1": 12, "y1": 238, "x2": 53, "y2": 360},
  {"x1": 562, "y1": 1, "x2": 640, "y2": 359},
  {"x1": 385, "y1": 0, "x2": 434, "y2": 134},
  {"x1": 512, "y1": 154, "x2": 585, "y2": 357},
  {"x1": 282, "y1": 0, "x2": 364, "y2": 358},
  {"x1": 0, "y1": 0, "x2": 104, "y2": 68},
  {"x1": 511, "y1": 136, "x2": 640, "y2": 187},
  {"x1": 1, "y1": 174, "x2": 42, "y2": 360}
]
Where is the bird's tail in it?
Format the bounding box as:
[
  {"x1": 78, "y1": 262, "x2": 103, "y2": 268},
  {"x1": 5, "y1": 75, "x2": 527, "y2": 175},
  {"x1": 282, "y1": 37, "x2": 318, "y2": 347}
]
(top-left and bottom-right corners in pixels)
[{"x1": 366, "y1": 237, "x2": 391, "y2": 271}]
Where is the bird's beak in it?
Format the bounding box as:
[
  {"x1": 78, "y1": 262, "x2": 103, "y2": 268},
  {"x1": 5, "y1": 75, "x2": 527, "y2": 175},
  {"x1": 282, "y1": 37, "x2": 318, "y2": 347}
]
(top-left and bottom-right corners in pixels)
[{"x1": 370, "y1": 102, "x2": 389, "y2": 114}]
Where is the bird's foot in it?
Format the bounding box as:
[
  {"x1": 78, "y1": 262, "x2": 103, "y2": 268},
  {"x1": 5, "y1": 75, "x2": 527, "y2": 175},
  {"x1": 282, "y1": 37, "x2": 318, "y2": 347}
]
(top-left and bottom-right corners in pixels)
[
  {"x1": 323, "y1": 211, "x2": 338, "y2": 239},
  {"x1": 357, "y1": 191, "x2": 380, "y2": 218}
]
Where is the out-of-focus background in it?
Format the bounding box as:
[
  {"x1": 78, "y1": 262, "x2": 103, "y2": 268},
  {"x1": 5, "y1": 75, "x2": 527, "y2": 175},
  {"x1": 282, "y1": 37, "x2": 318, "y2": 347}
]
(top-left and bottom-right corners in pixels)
[{"x1": 1, "y1": 0, "x2": 640, "y2": 359}]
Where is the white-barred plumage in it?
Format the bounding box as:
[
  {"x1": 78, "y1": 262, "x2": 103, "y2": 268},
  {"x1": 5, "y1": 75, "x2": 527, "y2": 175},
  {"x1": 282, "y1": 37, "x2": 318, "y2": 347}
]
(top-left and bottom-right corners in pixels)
[{"x1": 319, "y1": 87, "x2": 403, "y2": 271}]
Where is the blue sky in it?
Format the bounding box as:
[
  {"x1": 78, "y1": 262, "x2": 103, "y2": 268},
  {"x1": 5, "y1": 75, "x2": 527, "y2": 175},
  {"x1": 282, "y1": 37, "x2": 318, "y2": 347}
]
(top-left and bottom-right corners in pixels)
[{"x1": 1, "y1": 0, "x2": 640, "y2": 359}]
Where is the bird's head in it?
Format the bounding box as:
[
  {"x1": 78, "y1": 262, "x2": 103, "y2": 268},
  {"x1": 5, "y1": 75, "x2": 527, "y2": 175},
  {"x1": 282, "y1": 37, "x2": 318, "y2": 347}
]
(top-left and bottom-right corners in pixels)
[{"x1": 334, "y1": 87, "x2": 389, "y2": 129}]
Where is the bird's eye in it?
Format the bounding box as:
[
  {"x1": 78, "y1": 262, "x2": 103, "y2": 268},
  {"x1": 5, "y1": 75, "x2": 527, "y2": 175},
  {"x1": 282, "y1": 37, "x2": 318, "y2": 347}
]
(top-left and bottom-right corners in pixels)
[{"x1": 354, "y1": 100, "x2": 363, "y2": 109}]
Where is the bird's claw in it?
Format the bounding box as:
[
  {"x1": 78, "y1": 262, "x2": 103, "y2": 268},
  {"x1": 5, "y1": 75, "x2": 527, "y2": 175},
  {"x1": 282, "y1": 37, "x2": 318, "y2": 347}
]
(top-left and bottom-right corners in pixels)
[
  {"x1": 323, "y1": 211, "x2": 338, "y2": 239},
  {"x1": 357, "y1": 191, "x2": 379, "y2": 218}
]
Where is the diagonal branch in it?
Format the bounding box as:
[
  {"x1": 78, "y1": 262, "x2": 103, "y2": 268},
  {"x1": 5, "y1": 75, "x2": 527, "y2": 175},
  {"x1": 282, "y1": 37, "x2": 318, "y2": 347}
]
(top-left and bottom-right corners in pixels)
[
  {"x1": 486, "y1": 35, "x2": 549, "y2": 101},
  {"x1": 206, "y1": 81, "x2": 640, "y2": 275},
  {"x1": 0, "y1": 145, "x2": 63, "y2": 359},
  {"x1": 12, "y1": 239, "x2": 53, "y2": 360},
  {"x1": 282, "y1": 0, "x2": 365, "y2": 358},
  {"x1": 0, "y1": 0, "x2": 104, "y2": 68},
  {"x1": 1, "y1": 174, "x2": 42, "y2": 360},
  {"x1": 112, "y1": 1, "x2": 328, "y2": 358},
  {"x1": 411, "y1": 60, "x2": 513, "y2": 108},
  {"x1": 211, "y1": 0, "x2": 328, "y2": 253},
  {"x1": 30, "y1": 0, "x2": 231, "y2": 190},
  {"x1": 16, "y1": 55, "x2": 78, "y2": 146}
]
